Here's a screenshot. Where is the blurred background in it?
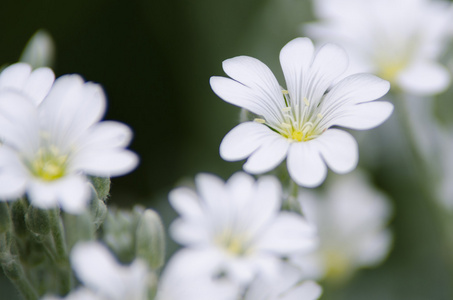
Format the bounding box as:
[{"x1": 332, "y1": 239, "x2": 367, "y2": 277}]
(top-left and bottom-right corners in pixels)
[{"x1": 1, "y1": 0, "x2": 453, "y2": 299}]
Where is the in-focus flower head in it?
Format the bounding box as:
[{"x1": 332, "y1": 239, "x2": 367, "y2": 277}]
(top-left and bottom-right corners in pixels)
[
  {"x1": 292, "y1": 171, "x2": 393, "y2": 282},
  {"x1": 305, "y1": 0, "x2": 453, "y2": 95},
  {"x1": 169, "y1": 172, "x2": 317, "y2": 284},
  {"x1": 210, "y1": 37, "x2": 392, "y2": 187},
  {"x1": 0, "y1": 72, "x2": 138, "y2": 213},
  {"x1": 42, "y1": 241, "x2": 149, "y2": 300}
]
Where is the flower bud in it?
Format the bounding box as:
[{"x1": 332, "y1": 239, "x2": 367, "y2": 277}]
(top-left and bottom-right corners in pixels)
[
  {"x1": 25, "y1": 205, "x2": 50, "y2": 237},
  {"x1": 89, "y1": 176, "x2": 111, "y2": 202},
  {"x1": 135, "y1": 209, "x2": 166, "y2": 270},
  {"x1": 0, "y1": 202, "x2": 11, "y2": 233},
  {"x1": 19, "y1": 29, "x2": 55, "y2": 68},
  {"x1": 89, "y1": 185, "x2": 108, "y2": 229},
  {"x1": 11, "y1": 200, "x2": 28, "y2": 238}
]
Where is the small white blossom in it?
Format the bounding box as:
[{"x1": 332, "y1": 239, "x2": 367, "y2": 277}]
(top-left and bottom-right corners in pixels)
[
  {"x1": 210, "y1": 37, "x2": 392, "y2": 187},
  {"x1": 169, "y1": 172, "x2": 317, "y2": 285},
  {"x1": 305, "y1": 0, "x2": 453, "y2": 95},
  {"x1": 292, "y1": 171, "x2": 393, "y2": 281},
  {"x1": 42, "y1": 242, "x2": 149, "y2": 300},
  {"x1": 0, "y1": 74, "x2": 138, "y2": 213}
]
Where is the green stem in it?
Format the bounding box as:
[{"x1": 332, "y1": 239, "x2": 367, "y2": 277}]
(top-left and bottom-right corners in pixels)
[
  {"x1": 282, "y1": 178, "x2": 303, "y2": 214},
  {"x1": 48, "y1": 209, "x2": 72, "y2": 295},
  {"x1": 1, "y1": 257, "x2": 39, "y2": 300}
]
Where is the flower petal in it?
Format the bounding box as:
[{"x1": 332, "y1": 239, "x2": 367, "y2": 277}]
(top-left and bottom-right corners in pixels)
[
  {"x1": 0, "y1": 63, "x2": 32, "y2": 91},
  {"x1": 57, "y1": 176, "x2": 91, "y2": 214},
  {"x1": 332, "y1": 101, "x2": 394, "y2": 130},
  {"x1": 397, "y1": 61, "x2": 450, "y2": 95},
  {"x1": 23, "y1": 67, "x2": 55, "y2": 105},
  {"x1": 282, "y1": 281, "x2": 322, "y2": 300},
  {"x1": 210, "y1": 77, "x2": 281, "y2": 124},
  {"x1": 243, "y1": 135, "x2": 289, "y2": 174},
  {"x1": 316, "y1": 129, "x2": 358, "y2": 174},
  {"x1": 221, "y1": 56, "x2": 284, "y2": 120},
  {"x1": 28, "y1": 180, "x2": 59, "y2": 209},
  {"x1": 220, "y1": 122, "x2": 275, "y2": 161},
  {"x1": 279, "y1": 37, "x2": 315, "y2": 106},
  {"x1": 256, "y1": 212, "x2": 318, "y2": 255},
  {"x1": 71, "y1": 150, "x2": 138, "y2": 177},
  {"x1": 287, "y1": 142, "x2": 327, "y2": 188},
  {"x1": 168, "y1": 187, "x2": 204, "y2": 220}
]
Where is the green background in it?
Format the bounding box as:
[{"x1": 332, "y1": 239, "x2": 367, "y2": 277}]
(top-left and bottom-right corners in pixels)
[{"x1": 1, "y1": 0, "x2": 453, "y2": 299}]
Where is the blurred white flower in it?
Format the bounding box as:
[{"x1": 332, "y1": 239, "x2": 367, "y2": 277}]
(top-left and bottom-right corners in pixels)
[
  {"x1": 169, "y1": 172, "x2": 317, "y2": 285},
  {"x1": 244, "y1": 264, "x2": 322, "y2": 300},
  {"x1": 0, "y1": 74, "x2": 138, "y2": 213},
  {"x1": 0, "y1": 62, "x2": 54, "y2": 105},
  {"x1": 210, "y1": 37, "x2": 392, "y2": 187},
  {"x1": 292, "y1": 171, "x2": 393, "y2": 281},
  {"x1": 155, "y1": 249, "x2": 239, "y2": 300},
  {"x1": 305, "y1": 0, "x2": 453, "y2": 95},
  {"x1": 42, "y1": 242, "x2": 149, "y2": 300}
]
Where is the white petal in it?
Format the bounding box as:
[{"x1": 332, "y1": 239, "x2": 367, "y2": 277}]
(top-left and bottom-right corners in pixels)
[
  {"x1": 71, "y1": 242, "x2": 123, "y2": 296},
  {"x1": 23, "y1": 67, "x2": 55, "y2": 105},
  {"x1": 77, "y1": 121, "x2": 133, "y2": 151},
  {"x1": 220, "y1": 122, "x2": 276, "y2": 161},
  {"x1": 315, "y1": 129, "x2": 358, "y2": 174},
  {"x1": 210, "y1": 77, "x2": 280, "y2": 123},
  {"x1": 307, "y1": 42, "x2": 349, "y2": 101},
  {"x1": 27, "y1": 180, "x2": 59, "y2": 209},
  {"x1": 0, "y1": 63, "x2": 32, "y2": 90},
  {"x1": 0, "y1": 93, "x2": 40, "y2": 157},
  {"x1": 170, "y1": 218, "x2": 208, "y2": 246},
  {"x1": 243, "y1": 135, "x2": 289, "y2": 174},
  {"x1": 287, "y1": 142, "x2": 327, "y2": 188},
  {"x1": 332, "y1": 101, "x2": 394, "y2": 130},
  {"x1": 279, "y1": 38, "x2": 315, "y2": 106},
  {"x1": 71, "y1": 150, "x2": 138, "y2": 177},
  {"x1": 281, "y1": 281, "x2": 322, "y2": 300},
  {"x1": 195, "y1": 173, "x2": 226, "y2": 211},
  {"x1": 244, "y1": 175, "x2": 282, "y2": 236},
  {"x1": 221, "y1": 56, "x2": 284, "y2": 120},
  {"x1": 169, "y1": 187, "x2": 203, "y2": 219},
  {"x1": 256, "y1": 212, "x2": 318, "y2": 255},
  {"x1": 321, "y1": 73, "x2": 390, "y2": 110},
  {"x1": 57, "y1": 176, "x2": 91, "y2": 214},
  {"x1": 397, "y1": 61, "x2": 450, "y2": 95},
  {"x1": 0, "y1": 173, "x2": 27, "y2": 200}
]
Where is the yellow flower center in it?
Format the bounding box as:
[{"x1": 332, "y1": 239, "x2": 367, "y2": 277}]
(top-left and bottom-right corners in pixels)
[
  {"x1": 377, "y1": 60, "x2": 407, "y2": 83},
  {"x1": 324, "y1": 250, "x2": 350, "y2": 280},
  {"x1": 215, "y1": 229, "x2": 252, "y2": 256},
  {"x1": 30, "y1": 146, "x2": 68, "y2": 181}
]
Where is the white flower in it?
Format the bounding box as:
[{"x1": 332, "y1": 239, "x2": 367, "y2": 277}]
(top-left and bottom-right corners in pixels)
[
  {"x1": 0, "y1": 74, "x2": 138, "y2": 213},
  {"x1": 305, "y1": 0, "x2": 453, "y2": 95},
  {"x1": 245, "y1": 264, "x2": 322, "y2": 300},
  {"x1": 155, "y1": 249, "x2": 239, "y2": 300},
  {"x1": 169, "y1": 172, "x2": 317, "y2": 285},
  {"x1": 210, "y1": 37, "x2": 392, "y2": 187},
  {"x1": 292, "y1": 171, "x2": 393, "y2": 281},
  {"x1": 0, "y1": 62, "x2": 54, "y2": 105},
  {"x1": 42, "y1": 241, "x2": 149, "y2": 300}
]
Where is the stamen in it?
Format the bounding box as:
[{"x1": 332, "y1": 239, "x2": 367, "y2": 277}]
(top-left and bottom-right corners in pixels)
[
  {"x1": 317, "y1": 113, "x2": 323, "y2": 119},
  {"x1": 282, "y1": 89, "x2": 289, "y2": 95},
  {"x1": 303, "y1": 97, "x2": 310, "y2": 106},
  {"x1": 254, "y1": 118, "x2": 266, "y2": 124},
  {"x1": 282, "y1": 107, "x2": 292, "y2": 112},
  {"x1": 281, "y1": 122, "x2": 292, "y2": 129}
]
